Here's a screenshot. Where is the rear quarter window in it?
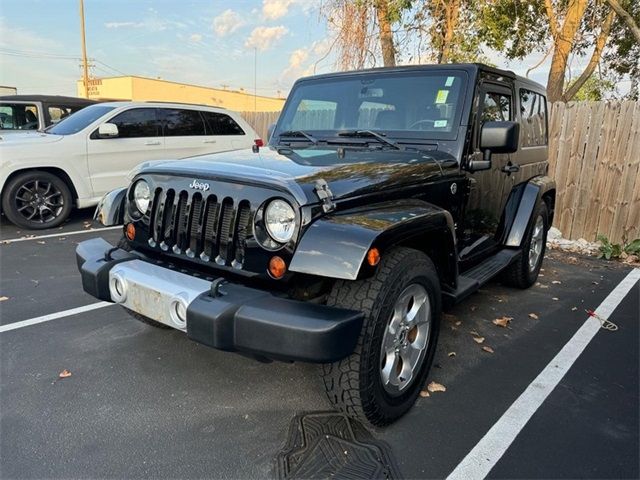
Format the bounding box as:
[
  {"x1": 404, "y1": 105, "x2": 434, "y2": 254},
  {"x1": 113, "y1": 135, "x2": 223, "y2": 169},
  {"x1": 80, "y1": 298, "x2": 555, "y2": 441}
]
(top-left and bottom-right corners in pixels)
[
  {"x1": 519, "y1": 89, "x2": 548, "y2": 147},
  {"x1": 202, "y1": 111, "x2": 245, "y2": 135}
]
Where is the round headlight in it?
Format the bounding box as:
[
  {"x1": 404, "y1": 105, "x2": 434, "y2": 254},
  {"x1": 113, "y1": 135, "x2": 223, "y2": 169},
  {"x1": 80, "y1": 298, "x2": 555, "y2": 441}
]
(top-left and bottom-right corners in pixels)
[
  {"x1": 264, "y1": 199, "x2": 296, "y2": 243},
  {"x1": 133, "y1": 180, "x2": 150, "y2": 213}
]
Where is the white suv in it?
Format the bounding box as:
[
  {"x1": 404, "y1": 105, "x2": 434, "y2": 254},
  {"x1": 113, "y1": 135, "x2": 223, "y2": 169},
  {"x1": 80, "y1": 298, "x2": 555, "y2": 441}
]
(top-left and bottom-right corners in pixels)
[{"x1": 0, "y1": 102, "x2": 262, "y2": 229}]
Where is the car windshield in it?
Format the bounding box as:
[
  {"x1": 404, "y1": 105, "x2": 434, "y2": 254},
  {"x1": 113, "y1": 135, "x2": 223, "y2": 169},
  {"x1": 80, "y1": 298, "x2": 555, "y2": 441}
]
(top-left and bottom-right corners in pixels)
[
  {"x1": 47, "y1": 105, "x2": 116, "y2": 135},
  {"x1": 274, "y1": 70, "x2": 467, "y2": 144}
]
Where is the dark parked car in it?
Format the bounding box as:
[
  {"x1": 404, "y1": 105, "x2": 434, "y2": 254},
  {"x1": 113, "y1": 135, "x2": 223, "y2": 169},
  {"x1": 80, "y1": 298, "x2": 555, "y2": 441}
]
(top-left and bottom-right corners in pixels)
[
  {"x1": 0, "y1": 95, "x2": 96, "y2": 134},
  {"x1": 76, "y1": 63, "x2": 555, "y2": 426}
]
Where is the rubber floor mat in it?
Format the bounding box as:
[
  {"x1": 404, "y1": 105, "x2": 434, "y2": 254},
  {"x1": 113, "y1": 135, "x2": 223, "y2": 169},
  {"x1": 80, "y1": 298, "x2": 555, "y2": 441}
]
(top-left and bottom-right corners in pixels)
[{"x1": 275, "y1": 411, "x2": 401, "y2": 479}]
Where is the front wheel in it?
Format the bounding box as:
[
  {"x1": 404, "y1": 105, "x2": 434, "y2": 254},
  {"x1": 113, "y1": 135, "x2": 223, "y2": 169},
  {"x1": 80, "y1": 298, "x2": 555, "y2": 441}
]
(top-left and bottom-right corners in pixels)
[
  {"x1": 321, "y1": 247, "x2": 441, "y2": 426},
  {"x1": 1, "y1": 171, "x2": 73, "y2": 229}
]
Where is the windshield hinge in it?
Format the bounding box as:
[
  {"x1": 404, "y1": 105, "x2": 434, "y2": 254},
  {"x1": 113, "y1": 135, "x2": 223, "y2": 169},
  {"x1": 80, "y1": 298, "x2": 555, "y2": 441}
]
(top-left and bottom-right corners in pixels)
[{"x1": 314, "y1": 179, "x2": 335, "y2": 213}]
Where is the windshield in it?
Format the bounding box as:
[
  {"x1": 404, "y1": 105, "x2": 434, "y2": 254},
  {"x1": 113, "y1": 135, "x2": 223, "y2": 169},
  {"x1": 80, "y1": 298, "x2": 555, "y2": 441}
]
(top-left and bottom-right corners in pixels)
[
  {"x1": 274, "y1": 70, "x2": 468, "y2": 143},
  {"x1": 47, "y1": 105, "x2": 115, "y2": 135}
]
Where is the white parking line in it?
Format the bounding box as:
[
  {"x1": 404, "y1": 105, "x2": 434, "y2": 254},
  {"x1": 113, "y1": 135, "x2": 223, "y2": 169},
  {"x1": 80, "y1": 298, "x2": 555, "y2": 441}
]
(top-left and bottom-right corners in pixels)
[
  {"x1": 0, "y1": 302, "x2": 113, "y2": 333},
  {"x1": 446, "y1": 267, "x2": 640, "y2": 480},
  {"x1": 1, "y1": 226, "x2": 121, "y2": 244}
]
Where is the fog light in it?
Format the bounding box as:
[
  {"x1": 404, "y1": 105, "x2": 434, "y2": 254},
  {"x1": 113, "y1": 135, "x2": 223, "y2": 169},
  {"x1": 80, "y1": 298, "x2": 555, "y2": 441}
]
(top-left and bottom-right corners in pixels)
[
  {"x1": 125, "y1": 223, "x2": 136, "y2": 241},
  {"x1": 268, "y1": 256, "x2": 286, "y2": 279}
]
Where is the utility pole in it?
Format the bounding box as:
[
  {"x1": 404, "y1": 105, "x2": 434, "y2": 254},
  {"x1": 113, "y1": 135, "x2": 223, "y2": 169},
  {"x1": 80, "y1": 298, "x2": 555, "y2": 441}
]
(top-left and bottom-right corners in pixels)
[
  {"x1": 254, "y1": 47, "x2": 257, "y2": 112},
  {"x1": 79, "y1": 0, "x2": 90, "y2": 98}
]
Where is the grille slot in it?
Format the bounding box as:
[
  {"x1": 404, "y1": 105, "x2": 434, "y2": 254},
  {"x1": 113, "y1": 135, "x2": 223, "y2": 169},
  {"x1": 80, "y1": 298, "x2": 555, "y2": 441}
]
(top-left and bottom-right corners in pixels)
[{"x1": 147, "y1": 188, "x2": 250, "y2": 267}]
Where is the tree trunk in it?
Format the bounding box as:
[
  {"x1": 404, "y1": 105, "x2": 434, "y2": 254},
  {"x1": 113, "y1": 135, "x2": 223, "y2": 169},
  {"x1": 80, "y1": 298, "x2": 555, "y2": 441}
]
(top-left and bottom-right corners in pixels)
[
  {"x1": 376, "y1": 0, "x2": 396, "y2": 66},
  {"x1": 563, "y1": 9, "x2": 616, "y2": 101},
  {"x1": 546, "y1": 0, "x2": 589, "y2": 102},
  {"x1": 439, "y1": 0, "x2": 461, "y2": 63},
  {"x1": 604, "y1": 0, "x2": 640, "y2": 42}
]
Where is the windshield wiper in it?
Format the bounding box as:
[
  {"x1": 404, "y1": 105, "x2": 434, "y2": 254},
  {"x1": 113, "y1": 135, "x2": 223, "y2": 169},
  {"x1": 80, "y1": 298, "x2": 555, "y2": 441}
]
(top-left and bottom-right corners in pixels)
[
  {"x1": 337, "y1": 129, "x2": 402, "y2": 150},
  {"x1": 278, "y1": 130, "x2": 319, "y2": 145}
]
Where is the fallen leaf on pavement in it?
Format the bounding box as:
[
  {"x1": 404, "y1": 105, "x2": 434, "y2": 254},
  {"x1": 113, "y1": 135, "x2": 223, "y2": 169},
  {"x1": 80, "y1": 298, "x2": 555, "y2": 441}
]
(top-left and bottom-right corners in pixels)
[
  {"x1": 427, "y1": 381, "x2": 446, "y2": 393},
  {"x1": 552, "y1": 297, "x2": 559, "y2": 301},
  {"x1": 469, "y1": 330, "x2": 480, "y2": 336},
  {"x1": 443, "y1": 314, "x2": 458, "y2": 323},
  {"x1": 528, "y1": 313, "x2": 539, "y2": 320},
  {"x1": 571, "y1": 307, "x2": 578, "y2": 311},
  {"x1": 419, "y1": 390, "x2": 430, "y2": 398},
  {"x1": 58, "y1": 369, "x2": 72, "y2": 378},
  {"x1": 448, "y1": 351, "x2": 456, "y2": 357},
  {"x1": 552, "y1": 280, "x2": 562, "y2": 284},
  {"x1": 0, "y1": 296, "x2": 9, "y2": 302},
  {"x1": 473, "y1": 336, "x2": 485, "y2": 344},
  {"x1": 482, "y1": 346, "x2": 494, "y2": 353},
  {"x1": 493, "y1": 316, "x2": 512, "y2": 328},
  {"x1": 455, "y1": 321, "x2": 461, "y2": 326}
]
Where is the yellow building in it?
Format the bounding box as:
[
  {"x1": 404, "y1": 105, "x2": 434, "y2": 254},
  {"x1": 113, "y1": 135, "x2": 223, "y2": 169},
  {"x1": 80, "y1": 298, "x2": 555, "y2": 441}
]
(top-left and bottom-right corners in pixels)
[{"x1": 76, "y1": 76, "x2": 285, "y2": 112}]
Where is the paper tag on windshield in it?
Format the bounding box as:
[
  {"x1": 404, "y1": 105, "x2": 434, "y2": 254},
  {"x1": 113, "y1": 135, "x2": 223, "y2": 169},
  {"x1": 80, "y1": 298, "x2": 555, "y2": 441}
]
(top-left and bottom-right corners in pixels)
[
  {"x1": 445, "y1": 76, "x2": 455, "y2": 87},
  {"x1": 435, "y1": 90, "x2": 449, "y2": 104},
  {"x1": 434, "y1": 120, "x2": 447, "y2": 128}
]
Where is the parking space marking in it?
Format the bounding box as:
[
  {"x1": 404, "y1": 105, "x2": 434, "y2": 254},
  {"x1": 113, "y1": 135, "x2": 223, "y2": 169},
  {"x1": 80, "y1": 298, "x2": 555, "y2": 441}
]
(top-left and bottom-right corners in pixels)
[
  {"x1": 447, "y1": 268, "x2": 640, "y2": 480},
  {"x1": 1, "y1": 226, "x2": 121, "y2": 244},
  {"x1": 0, "y1": 302, "x2": 113, "y2": 333}
]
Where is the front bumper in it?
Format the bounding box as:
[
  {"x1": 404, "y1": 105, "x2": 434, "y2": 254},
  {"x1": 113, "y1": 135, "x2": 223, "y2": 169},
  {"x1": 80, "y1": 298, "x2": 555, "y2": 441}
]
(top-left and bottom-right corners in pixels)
[{"x1": 76, "y1": 238, "x2": 363, "y2": 363}]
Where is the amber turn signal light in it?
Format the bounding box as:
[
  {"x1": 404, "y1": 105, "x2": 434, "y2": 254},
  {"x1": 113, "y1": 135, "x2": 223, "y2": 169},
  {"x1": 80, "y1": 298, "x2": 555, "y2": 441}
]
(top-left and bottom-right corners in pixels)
[
  {"x1": 367, "y1": 247, "x2": 380, "y2": 266},
  {"x1": 125, "y1": 223, "x2": 136, "y2": 241},
  {"x1": 268, "y1": 256, "x2": 287, "y2": 279}
]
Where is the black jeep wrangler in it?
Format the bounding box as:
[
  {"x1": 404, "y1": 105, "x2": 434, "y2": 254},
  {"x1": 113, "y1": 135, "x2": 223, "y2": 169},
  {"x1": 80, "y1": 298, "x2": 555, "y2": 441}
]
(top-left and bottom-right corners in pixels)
[{"x1": 76, "y1": 64, "x2": 555, "y2": 426}]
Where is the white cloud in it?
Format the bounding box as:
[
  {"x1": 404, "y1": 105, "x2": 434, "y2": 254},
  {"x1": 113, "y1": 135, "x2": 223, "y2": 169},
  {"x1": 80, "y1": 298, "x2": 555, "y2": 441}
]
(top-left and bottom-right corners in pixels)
[
  {"x1": 189, "y1": 33, "x2": 203, "y2": 42},
  {"x1": 104, "y1": 21, "x2": 144, "y2": 29},
  {"x1": 262, "y1": 0, "x2": 296, "y2": 20},
  {"x1": 244, "y1": 26, "x2": 289, "y2": 51},
  {"x1": 280, "y1": 39, "x2": 333, "y2": 82},
  {"x1": 213, "y1": 9, "x2": 245, "y2": 37}
]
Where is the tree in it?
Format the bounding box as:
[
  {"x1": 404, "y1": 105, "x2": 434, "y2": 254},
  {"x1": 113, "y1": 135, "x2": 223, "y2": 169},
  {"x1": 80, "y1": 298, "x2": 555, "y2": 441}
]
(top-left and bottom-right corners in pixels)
[{"x1": 480, "y1": 0, "x2": 639, "y2": 102}]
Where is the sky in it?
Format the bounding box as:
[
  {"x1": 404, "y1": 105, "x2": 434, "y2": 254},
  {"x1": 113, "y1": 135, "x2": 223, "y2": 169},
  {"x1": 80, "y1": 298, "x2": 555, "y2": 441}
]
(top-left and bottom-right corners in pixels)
[{"x1": 0, "y1": 0, "x2": 576, "y2": 99}]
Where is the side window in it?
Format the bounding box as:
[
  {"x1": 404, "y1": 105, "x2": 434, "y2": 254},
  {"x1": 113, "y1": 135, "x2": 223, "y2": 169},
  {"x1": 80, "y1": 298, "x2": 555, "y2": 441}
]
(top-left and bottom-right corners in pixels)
[
  {"x1": 481, "y1": 92, "x2": 511, "y2": 123},
  {"x1": 48, "y1": 106, "x2": 74, "y2": 124},
  {"x1": 161, "y1": 108, "x2": 206, "y2": 136},
  {"x1": 109, "y1": 108, "x2": 160, "y2": 138},
  {"x1": 519, "y1": 89, "x2": 548, "y2": 146},
  {"x1": 0, "y1": 104, "x2": 38, "y2": 130},
  {"x1": 201, "y1": 111, "x2": 245, "y2": 135}
]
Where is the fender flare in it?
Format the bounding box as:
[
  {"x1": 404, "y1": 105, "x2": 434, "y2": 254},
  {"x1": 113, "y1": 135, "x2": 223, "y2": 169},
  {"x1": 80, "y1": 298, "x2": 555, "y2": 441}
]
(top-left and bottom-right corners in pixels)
[
  {"x1": 94, "y1": 187, "x2": 127, "y2": 226},
  {"x1": 503, "y1": 175, "x2": 556, "y2": 248},
  {"x1": 289, "y1": 199, "x2": 457, "y2": 283}
]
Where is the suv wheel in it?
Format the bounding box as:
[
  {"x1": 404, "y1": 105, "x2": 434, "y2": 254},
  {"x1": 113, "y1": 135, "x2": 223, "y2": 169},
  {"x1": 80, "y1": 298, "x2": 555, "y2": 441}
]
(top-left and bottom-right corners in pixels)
[
  {"x1": 2, "y1": 171, "x2": 73, "y2": 229},
  {"x1": 321, "y1": 247, "x2": 441, "y2": 426},
  {"x1": 502, "y1": 202, "x2": 549, "y2": 288}
]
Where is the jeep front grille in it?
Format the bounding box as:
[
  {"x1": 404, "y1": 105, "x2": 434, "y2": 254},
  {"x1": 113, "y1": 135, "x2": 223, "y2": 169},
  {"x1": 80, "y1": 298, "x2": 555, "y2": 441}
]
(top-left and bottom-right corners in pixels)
[{"x1": 148, "y1": 188, "x2": 252, "y2": 268}]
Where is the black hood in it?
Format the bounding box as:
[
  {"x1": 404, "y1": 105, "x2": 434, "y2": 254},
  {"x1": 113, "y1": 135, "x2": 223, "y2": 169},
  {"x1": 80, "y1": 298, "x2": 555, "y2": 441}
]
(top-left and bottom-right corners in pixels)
[{"x1": 142, "y1": 146, "x2": 452, "y2": 206}]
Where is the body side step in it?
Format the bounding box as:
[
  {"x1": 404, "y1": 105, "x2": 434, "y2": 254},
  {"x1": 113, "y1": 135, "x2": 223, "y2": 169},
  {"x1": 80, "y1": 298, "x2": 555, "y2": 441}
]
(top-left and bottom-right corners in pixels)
[{"x1": 443, "y1": 249, "x2": 520, "y2": 305}]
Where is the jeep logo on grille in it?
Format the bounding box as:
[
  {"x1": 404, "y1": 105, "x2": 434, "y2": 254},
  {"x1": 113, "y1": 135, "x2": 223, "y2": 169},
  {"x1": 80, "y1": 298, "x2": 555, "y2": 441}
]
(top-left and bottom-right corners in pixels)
[{"x1": 189, "y1": 180, "x2": 210, "y2": 192}]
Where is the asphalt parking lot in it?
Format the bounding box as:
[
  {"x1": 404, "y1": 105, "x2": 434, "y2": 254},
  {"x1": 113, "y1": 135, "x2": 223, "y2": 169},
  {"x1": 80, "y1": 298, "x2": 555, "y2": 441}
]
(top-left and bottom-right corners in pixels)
[{"x1": 1, "y1": 210, "x2": 638, "y2": 479}]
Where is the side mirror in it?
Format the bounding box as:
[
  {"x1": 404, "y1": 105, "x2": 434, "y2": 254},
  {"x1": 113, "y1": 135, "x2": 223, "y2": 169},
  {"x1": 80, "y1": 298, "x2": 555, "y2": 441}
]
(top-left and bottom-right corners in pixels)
[
  {"x1": 470, "y1": 121, "x2": 519, "y2": 172},
  {"x1": 480, "y1": 121, "x2": 519, "y2": 154},
  {"x1": 98, "y1": 123, "x2": 119, "y2": 138},
  {"x1": 267, "y1": 123, "x2": 276, "y2": 142}
]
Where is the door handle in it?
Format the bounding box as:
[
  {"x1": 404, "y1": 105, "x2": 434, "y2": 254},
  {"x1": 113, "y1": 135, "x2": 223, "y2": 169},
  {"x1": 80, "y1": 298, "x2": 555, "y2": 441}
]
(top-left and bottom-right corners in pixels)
[
  {"x1": 145, "y1": 140, "x2": 161, "y2": 146},
  {"x1": 502, "y1": 163, "x2": 520, "y2": 174},
  {"x1": 203, "y1": 139, "x2": 217, "y2": 144}
]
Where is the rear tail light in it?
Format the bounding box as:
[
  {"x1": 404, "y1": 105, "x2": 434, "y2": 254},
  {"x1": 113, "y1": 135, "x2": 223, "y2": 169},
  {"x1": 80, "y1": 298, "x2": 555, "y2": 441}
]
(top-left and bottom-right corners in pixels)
[{"x1": 254, "y1": 138, "x2": 264, "y2": 147}]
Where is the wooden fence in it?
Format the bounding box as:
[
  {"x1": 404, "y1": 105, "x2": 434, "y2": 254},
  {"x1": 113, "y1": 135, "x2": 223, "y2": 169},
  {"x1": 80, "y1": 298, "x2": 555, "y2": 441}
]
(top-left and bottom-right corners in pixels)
[
  {"x1": 548, "y1": 101, "x2": 639, "y2": 243},
  {"x1": 243, "y1": 100, "x2": 640, "y2": 243}
]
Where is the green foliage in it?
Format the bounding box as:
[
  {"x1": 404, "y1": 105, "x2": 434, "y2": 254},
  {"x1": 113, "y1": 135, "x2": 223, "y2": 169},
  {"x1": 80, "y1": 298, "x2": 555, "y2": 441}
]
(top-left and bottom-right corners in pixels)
[
  {"x1": 597, "y1": 234, "x2": 640, "y2": 259},
  {"x1": 568, "y1": 76, "x2": 616, "y2": 101},
  {"x1": 624, "y1": 239, "x2": 640, "y2": 256}
]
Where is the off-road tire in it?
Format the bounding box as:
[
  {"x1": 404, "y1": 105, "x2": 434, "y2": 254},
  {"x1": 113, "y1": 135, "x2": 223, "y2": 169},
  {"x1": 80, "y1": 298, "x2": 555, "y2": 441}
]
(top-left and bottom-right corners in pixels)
[
  {"x1": 502, "y1": 202, "x2": 549, "y2": 288},
  {"x1": 2, "y1": 170, "x2": 73, "y2": 229},
  {"x1": 321, "y1": 247, "x2": 441, "y2": 427}
]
